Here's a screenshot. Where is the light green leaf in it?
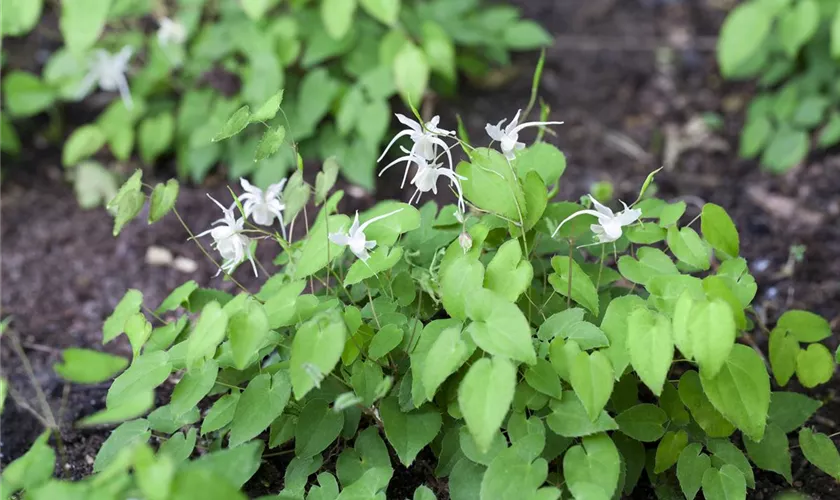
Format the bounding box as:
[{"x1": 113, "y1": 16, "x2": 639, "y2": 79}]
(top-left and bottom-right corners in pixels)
[
  {"x1": 440, "y1": 255, "x2": 484, "y2": 321},
  {"x1": 359, "y1": 0, "x2": 400, "y2": 26},
  {"x1": 515, "y1": 143, "x2": 566, "y2": 187},
  {"x1": 106, "y1": 351, "x2": 171, "y2": 408},
  {"x1": 228, "y1": 299, "x2": 271, "y2": 370},
  {"x1": 315, "y1": 157, "x2": 340, "y2": 205},
  {"x1": 170, "y1": 359, "x2": 219, "y2": 417},
  {"x1": 94, "y1": 419, "x2": 150, "y2": 473},
  {"x1": 769, "y1": 327, "x2": 799, "y2": 386},
  {"x1": 74, "y1": 161, "x2": 118, "y2": 209},
  {"x1": 139, "y1": 113, "x2": 175, "y2": 165},
  {"x1": 54, "y1": 348, "x2": 127, "y2": 384},
  {"x1": 795, "y1": 344, "x2": 835, "y2": 388},
  {"x1": 295, "y1": 399, "x2": 344, "y2": 458},
  {"x1": 600, "y1": 295, "x2": 647, "y2": 379},
  {"x1": 777, "y1": 310, "x2": 831, "y2": 343},
  {"x1": 678, "y1": 370, "x2": 735, "y2": 437},
  {"x1": 617, "y1": 247, "x2": 679, "y2": 285},
  {"x1": 503, "y1": 20, "x2": 552, "y2": 50},
  {"x1": 449, "y1": 458, "x2": 485, "y2": 500},
  {"x1": 159, "y1": 428, "x2": 197, "y2": 463},
  {"x1": 701, "y1": 464, "x2": 747, "y2": 500},
  {"x1": 484, "y1": 239, "x2": 533, "y2": 302},
  {"x1": 701, "y1": 203, "x2": 739, "y2": 259},
  {"x1": 545, "y1": 391, "x2": 618, "y2": 438},
  {"x1": 459, "y1": 357, "x2": 516, "y2": 453},
  {"x1": 706, "y1": 439, "x2": 755, "y2": 489},
  {"x1": 184, "y1": 440, "x2": 264, "y2": 488},
  {"x1": 413, "y1": 485, "x2": 436, "y2": 500},
  {"x1": 481, "y1": 440, "x2": 549, "y2": 500},
  {"x1": 369, "y1": 324, "x2": 403, "y2": 360},
  {"x1": 379, "y1": 396, "x2": 441, "y2": 466},
  {"x1": 744, "y1": 423, "x2": 792, "y2": 483},
  {"x1": 345, "y1": 247, "x2": 404, "y2": 286},
  {"x1": 563, "y1": 433, "x2": 620, "y2": 500},
  {"x1": 667, "y1": 226, "x2": 711, "y2": 271},
  {"x1": 134, "y1": 444, "x2": 174, "y2": 500},
  {"x1": 799, "y1": 428, "x2": 840, "y2": 480},
  {"x1": 201, "y1": 391, "x2": 240, "y2": 435},
  {"x1": 569, "y1": 351, "x2": 614, "y2": 422},
  {"x1": 186, "y1": 302, "x2": 228, "y2": 369},
  {"x1": 240, "y1": 0, "x2": 275, "y2": 20},
  {"x1": 700, "y1": 344, "x2": 770, "y2": 441},
  {"x1": 421, "y1": 21, "x2": 455, "y2": 81},
  {"x1": 60, "y1": 0, "x2": 112, "y2": 54},
  {"x1": 677, "y1": 443, "x2": 711, "y2": 500},
  {"x1": 148, "y1": 179, "x2": 179, "y2": 223},
  {"x1": 779, "y1": 0, "x2": 819, "y2": 56},
  {"x1": 124, "y1": 313, "x2": 152, "y2": 358},
  {"x1": 768, "y1": 392, "x2": 822, "y2": 433},
  {"x1": 290, "y1": 310, "x2": 346, "y2": 399},
  {"x1": 832, "y1": 5, "x2": 840, "y2": 58},
  {"x1": 81, "y1": 390, "x2": 153, "y2": 425},
  {"x1": 615, "y1": 404, "x2": 667, "y2": 442},
  {"x1": 717, "y1": 2, "x2": 772, "y2": 77},
  {"x1": 294, "y1": 214, "x2": 350, "y2": 279},
  {"x1": 627, "y1": 308, "x2": 673, "y2": 396},
  {"x1": 255, "y1": 126, "x2": 286, "y2": 161},
  {"x1": 459, "y1": 427, "x2": 507, "y2": 466},
  {"x1": 393, "y1": 42, "x2": 429, "y2": 106},
  {"x1": 739, "y1": 116, "x2": 772, "y2": 158},
  {"x1": 229, "y1": 370, "x2": 291, "y2": 447},
  {"x1": 464, "y1": 288, "x2": 536, "y2": 365},
  {"x1": 549, "y1": 256, "x2": 599, "y2": 315},
  {"x1": 673, "y1": 295, "x2": 736, "y2": 379},
  {"x1": 2, "y1": 71, "x2": 55, "y2": 117},
  {"x1": 2, "y1": 0, "x2": 43, "y2": 36},
  {"x1": 249, "y1": 89, "x2": 284, "y2": 123},
  {"x1": 655, "y1": 429, "x2": 688, "y2": 473},
  {"x1": 63, "y1": 125, "x2": 106, "y2": 167},
  {"x1": 0, "y1": 431, "x2": 55, "y2": 495},
  {"x1": 322, "y1": 0, "x2": 356, "y2": 39},
  {"x1": 457, "y1": 148, "x2": 526, "y2": 221},
  {"x1": 524, "y1": 358, "x2": 563, "y2": 400},
  {"x1": 422, "y1": 324, "x2": 473, "y2": 400},
  {"x1": 761, "y1": 126, "x2": 808, "y2": 173}
]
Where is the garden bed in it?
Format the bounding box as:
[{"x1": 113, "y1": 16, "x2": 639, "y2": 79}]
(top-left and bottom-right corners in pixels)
[{"x1": 2, "y1": 0, "x2": 839, "y2": 497}]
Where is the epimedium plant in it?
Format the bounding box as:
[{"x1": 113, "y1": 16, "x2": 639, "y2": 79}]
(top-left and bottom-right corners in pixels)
[
  {"x1": 717, "y1": 0, "x2": 840, "y2": 172},
  {"x1": 4, "y1": 93, "x2": 840, "y2": 500},
  {"x1": 0, "y1": 0, "x2": 551, "y2": 207}
]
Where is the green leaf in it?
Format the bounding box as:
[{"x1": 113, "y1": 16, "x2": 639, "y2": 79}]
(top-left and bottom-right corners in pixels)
[
  {"x1": 666, "y1": 226, "x2": 711, "y2": 271},
  {"x1": 315, "y1": 158, "x2": 340, "y2": 205},
  {"x1": 524, "y1": 358, "x2": 563, "y2": 400},
  {"x1": 546, "y1": 391, "x2": 618, "y2": 438},
  {"x1": 255, "y1": 126, "x2": 286, "y2": 161},
  {"x1": 600, "y1": 295, "x2": 647, "y2": 379},
  {"x1": 322, "y1": 0, "x2": 356, "y2": 39},
  {"x1": 515, "y1": 143, "x2": 567, "y2": 187},
  {"x1": 94, "y1": 420, "x2": 150, "y2": 474},
  {"x1": 743, "y1": 423, "x2": 792, "y2": 483},
  {"x1": 369, "y1": 324, "x2": 403, "y2": 360},
  {"x1": 413, "y1": 485, "x2": 436, "y2": 500},
  {"x1": 159, "y1": 428, "x2": 197, "y2": 463},
  {"x1": 295, "y1": 399, "x2": 344, "y2": 458},
  {"x1": 147, "y1": 179, "x2": 179, "y2": 223},
  {"x1": 228, "y1": 299, "x2": 271, "y2": 370},
  {"x1": 655, "y1": 429, "x2": 688, "y2": 473},
  {"x1": 481, "y1": 440, "x2": 549, "y2": 500},
  {"x1": 658, "y1": 201, "x2": 687, "y2": 227},
  {"x1": 449, "y1": 458, "x2": 486, "y2": 500},
  {"x1": 701, "y1": 203, "x2": 739, "y2": 259},
  {"x1": 0, "y1": 431, "x2": 55, "y2": 495},
  {"x1": 106, "y1": 170, "x2": 145, "y2": 236},
  {"x1": 459, "y1": 357, "x2": 516, "y2": 453},
  {"x1": 201, "y1": 391, "x2": 240, "y2": 435},
  {"x1": 673, "y1": 295, "x2": 736, "y2": 379},
  {"x1": 569, "y1": 351, "x2": 614, "y2": 422},
  {"x1": 80, "y1": 389, "x2": 154, "y2": 426},
  {"x1": 617, "y1": 247, "x2": 679, "y2": 286},
  {"x1": 240, "y1": 0, "x2": 275, "y2": 20},
  {"x1": 777, "y1": 310, "x2": 831, "y2": 343},
  {"x1": 170, "y1": 468, "x2": 247, "y2": 500},
  {"x1": 290, "y1": 310, "x2": 346, "y2": 399},
  {"x1": 359, "y1": 0, "x2": 400, "y2": 26},
  {"x1": 212, "y1": 106, "x2": 250, "y2": 142},
  {"x1": 795, "y1": 344, "x2": 835, "y2": 388},
  {"x1": 2, "y1": 0, "x2": 43, "y2": 36},
  {"x1": 393, "y1": 42, "x2": 429, "y2": 106},
  {"x1": 63, "y1": 125, "x2": 107, "y2": 167},
  {"x1": 294, "y1": 214, "x2": 350, "y2": 279},
  {"x1": 700, "y1": 344, "x2": 770, "y2": 441},
  {"x1": 359, "y1": 202, "x2": 421, "y2": 247},
  {"x1": 157, "y1": 281, "x2": 198, "y2": 314},
  {"x1": 379, "y1": 396, "x2": 442, "y2": 466},
  {"x1": 761, "y1": 126, "x2": 808, "y2": 173},
  {"x1": 139, "y1": 113, "x2": 175, "y2": 165},
  {"x1": 677, "y1": 443, "x2": 711, "y2": 500},
  {"x1": 503, "y1": 20, "x2": 552, "y2": 50},
  {"x1": 422, "y1": 324, "x2": 473, "y2": 400},
  {"x1": 678, "y1": 370, "x2": 735, "y2": 438},
  {"x1": 484, "y1": 239, "x2": 533, "y2": 302},
  {"x1": 799, "y1": 428, "x2": 840, "y2": 480},
  {"x1": 739, "y1": 116, "x2": 772, "y2": 158},
  {"x1": 769, "y1": 327, "x2": 799, "y2": 386},
  {"x1": 779, "y1": 0, "x2": 819, "y2": 56},
  {"x1": 768, "y1": 392, "x2": 822, "y2": 433},
  {"x1": 421, "y1": 21, "x2": 455, "y2": 81},
  {"x1": 106, "y1": 351, "x2": 171, "y2": 408},
  {"x1": 184, "y1": 440, "x2": 264, "y2": 488},
  {"x1": 793, "y1": 96, "x2": 828, "y2": 129},
  {"x1": 54, "y1": 348, "x2": 127, "y2": 384},
  {"x1": 186, "y1": 302, "x2": 228, "y2": 369},
  {"x1": 818, "y1": 112, "x2": 840, "y2": 147},
  {"x1": 457, "y1": 149, "x2": 526, "y2": 221},
  {"x1": 459, "y1": 427, "x2": 506, "y2": 466},
  {"x1": 170, "y1": 359, "x2": 219, "y2": 417},
  {"x1": 706, "y1": 439, "x2": 755, "y2": 488},
  {"x1": 229, "y1": 370, "x2": 291, "y2": 447},
  {"x1": 60, "y1": 0, "x2": 111, "y2": 54},
  {"x1": 612, "y1": 433, "x2": 645, "y2": 495},
  {"x1": 464, "y1": 288, "x2": 537, "y2": 365},
  {"x1": 441, "y1": 255, "x2": 484, "y2": 321},
  {"x1": 249, "y1": 89, "x2": 284, "y2": 123},
  {"x1": 701, "y1": 464, "x2": 747, "y2": 500},
  {"x1": 563, "y1": 433, "x2": 620, "y2": 500},
  {"x1": 615, "y1": 404, "x2": 667, "y2": 442},
  {"x1": 627, "y1": 308, "x2": 673, "y2": 396},
  {"x1": 549, "y1": 256, "x2": 599, "y2": 314},
  {"x1": 3, "y1": 71, "x2": 55, "y2": 117},
  {"x1": 717, "y1": 3, "x2": 772, "y2": 77},
  {"x1": 832, "y1": 5, "x2": 840, "y2": 59}
]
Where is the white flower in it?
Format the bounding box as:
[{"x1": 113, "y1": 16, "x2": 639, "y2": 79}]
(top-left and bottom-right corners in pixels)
[
  {"x1": 237, "y1": 178, "x2": 287, "y2": 240},
  {"x1": 551, "y1": 195, "x2": 641, "y2": 244},
  {"x1": 329, "y1": 209, "x2": 403, "y2": 262},
  {"x1": 485, "y1": 109, "x2": 564, "y2": 160},
  {"x1": 377, "y1": 114, "x2": 454, "y2": 188},
  {"x1": 157, "y1": 17, "x2": 187, "y2": 46},
  {"x1": 197, "y1": 195, "x2": 257, "y2": 276},
  {"x1": 77, "y1": 47, "x2": 134, "y2": 109},
  {"x1": 380, "y1": 147, "x2": 466, "y2": 213},
  {"x1": 459, "y1": 232, "x2": 472, "y2": 253}
]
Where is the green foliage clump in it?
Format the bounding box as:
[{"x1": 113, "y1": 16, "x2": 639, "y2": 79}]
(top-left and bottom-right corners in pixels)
[
  {"x1": 4, "y1": 80, "x2": 839, "y2": 499},
  {"x1": 718, "y1": 0, "x2": 840, "y2": 172},
  {"x1": 0, "y1": 0, "x2": 551, "y2": 204}
]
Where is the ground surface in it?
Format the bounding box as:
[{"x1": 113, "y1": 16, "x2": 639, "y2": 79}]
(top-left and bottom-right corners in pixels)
[{"x1": 2, "y1": 0, "x2": 840, "y2": 498}]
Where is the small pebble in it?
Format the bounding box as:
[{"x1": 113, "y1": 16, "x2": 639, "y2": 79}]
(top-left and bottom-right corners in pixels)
[
  {"x1": 753, "y1": 259, "x2": 771, "y2": 273},
  {"x1": 146, "y1": 246, "x2": 174, "y2": 266},
  {"x1": 172, "y1": 256, "x2": 198, "y2": 273}
]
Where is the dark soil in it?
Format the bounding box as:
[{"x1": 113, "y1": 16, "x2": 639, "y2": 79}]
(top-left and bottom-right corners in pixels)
[{"x1": 2, "y1": 0, "x2": 839, "y2": 498}]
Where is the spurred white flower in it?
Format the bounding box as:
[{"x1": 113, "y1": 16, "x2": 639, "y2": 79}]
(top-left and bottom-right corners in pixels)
[
  {"x1": 77, "y1": 47, "x2": 134, "y2": 109},
  {"x1": 377, "y1": 114, "x2": 454, "y2": 188},
  {"x1": 485, "y1": 109, "x2": 564, "y2": 160},
  {"x1": 197, "y1": 195, "x2": 257, "y2": 276},
  {"x1": 237, "y1": 178, "x2": 287, "y2": 239},
  {"x1": 551, "y1": 195, "x2": 642, "y2": 244},
  {"x1": 329, "y1": 209, "x2": 403, "y2": 262},
  {"x1": 157, "y1": 17, "x2": 187, "y2": 46},
  {"x1": 379, "y1": 147, "x2": 466, "y2": 213}
]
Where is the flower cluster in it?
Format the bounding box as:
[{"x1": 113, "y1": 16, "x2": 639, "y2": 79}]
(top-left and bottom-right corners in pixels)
[
  {"x1": 552, "y1": 195, "x2": 642, "y2": 245},
  {"x1": 78, "y1": 47, "x2": 134, "y2": 109}
]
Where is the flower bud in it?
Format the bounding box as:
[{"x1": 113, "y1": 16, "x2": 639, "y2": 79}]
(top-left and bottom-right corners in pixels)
[{"x1": 459, "y1": 232, "x2": 472, "y2": 253}]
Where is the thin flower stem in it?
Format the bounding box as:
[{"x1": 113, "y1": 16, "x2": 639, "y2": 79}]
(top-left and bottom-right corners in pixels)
[
  {"x1": 567, "y1": 239, "x2": 573, "y2": 308},
  {"x1": 8, "y1": 330, "x2": 57, "y2": 428},
  {"x1": 303, "y1": 205, "x2": 315, "y2": 293},
  {"x1": 142, "y1": 304, "x2": 167, "y2": 325},
  {"x1": 4, "y1": 383, "x2": 52, "y2": 428},
  {"x1": 595, "y1": 244, "x2": 606, "y2": 290},
  {"x1": 367, "y1": 288, "x2": 382, "y2": 330}
]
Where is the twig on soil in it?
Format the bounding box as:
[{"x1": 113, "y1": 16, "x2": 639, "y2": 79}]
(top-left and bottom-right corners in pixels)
[{"x1": 6, "y1": 329, "x2": 58, "y2": 429}]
